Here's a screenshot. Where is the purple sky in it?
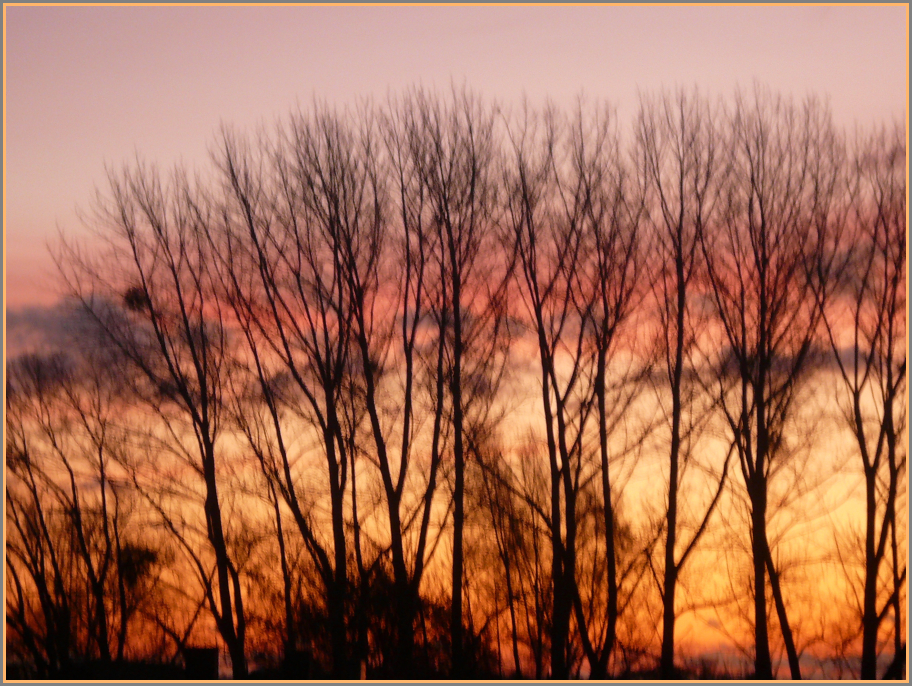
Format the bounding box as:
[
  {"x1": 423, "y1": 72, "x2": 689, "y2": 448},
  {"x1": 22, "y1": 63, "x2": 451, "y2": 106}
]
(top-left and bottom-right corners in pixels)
[{"x1": 5, "y1": 5, "x2": 907, "y2": 307}]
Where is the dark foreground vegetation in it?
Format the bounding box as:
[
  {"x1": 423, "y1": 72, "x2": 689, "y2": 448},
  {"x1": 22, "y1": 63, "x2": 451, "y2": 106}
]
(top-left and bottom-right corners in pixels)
[{"x1": 6, "y1": 85, "x2": 905, "y2": 680}]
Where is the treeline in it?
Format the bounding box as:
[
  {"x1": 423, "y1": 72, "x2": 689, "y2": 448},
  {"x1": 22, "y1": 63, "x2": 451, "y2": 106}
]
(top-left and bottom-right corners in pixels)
[{"x1": 5, "y1": 86, "x2": 906, "y2": 680}]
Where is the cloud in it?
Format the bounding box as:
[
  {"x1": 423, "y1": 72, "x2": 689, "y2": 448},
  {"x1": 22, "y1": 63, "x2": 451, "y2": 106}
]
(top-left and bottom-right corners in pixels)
[{"x1": 5, "y1": 298, "x2": 111, "y2": 359}]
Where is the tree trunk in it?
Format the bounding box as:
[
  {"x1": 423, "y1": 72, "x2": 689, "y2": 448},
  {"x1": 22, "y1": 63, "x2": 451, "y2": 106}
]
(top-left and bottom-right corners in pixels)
[
  {"x1": 661, "y1": 244, "x2": 687, "y2": 679},
  {"x1": 595, "y1": 345, "x2": 618, "y2": 679},
  {"x1": 272, "y1": 488, "x2": 295, "y2": 659},
  {"x1": 751, "y1": 479, "x2": 773, "y2": 679},
  {"x1": 326, "y1": 416, "x2": 349, "y2": 678},
  {"x1": 765, "y1": 545, "x2": 801, "y2": 678},
  {"x1": 660, "y1": 566, "x2": 677, "y2": 678},
  {"x1": 860, "y1": 467, "x2": 879, "y2": 679},
  {"x1": 203, "y1": 446, "x2": 247, "y2": 679},
  {"x1": 395, "y1": 582, "x2": 416, "y2": 677},
  {"x1": 450, "y1": 263, "x2": 466, "y2": 676}
]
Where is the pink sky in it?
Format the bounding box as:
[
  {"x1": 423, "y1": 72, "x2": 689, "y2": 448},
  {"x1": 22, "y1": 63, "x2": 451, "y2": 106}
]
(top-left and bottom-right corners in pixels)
[{"x1": 4, "y1": 5, "x2": 907, "y2": 308}]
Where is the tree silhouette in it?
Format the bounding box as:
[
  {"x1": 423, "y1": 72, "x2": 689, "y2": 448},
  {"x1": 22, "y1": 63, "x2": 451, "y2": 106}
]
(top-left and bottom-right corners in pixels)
[
  {"x1": 57, "y1": 165, "x2": 249, "y2": 677},
  {"x1": 701, "y1": 89, "x2": 843, "y2": 679},
  {"x1": 636, "y1": 89, "x2": 734, "y2": 677},
  {"x1": 6, "y1": 85, "x2": 905, "y2": 680},
  {"x1": 818, "y1": 123, "x2": 906, "y2": 679}
]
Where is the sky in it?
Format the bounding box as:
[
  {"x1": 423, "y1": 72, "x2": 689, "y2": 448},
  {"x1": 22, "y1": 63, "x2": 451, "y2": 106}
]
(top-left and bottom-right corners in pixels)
[
  {"x1": 3, "y1": 8, "x2": 907, "y2": 673},
  {"x1": 4, "y1": 5, "x2": 908, "y2": 310}
]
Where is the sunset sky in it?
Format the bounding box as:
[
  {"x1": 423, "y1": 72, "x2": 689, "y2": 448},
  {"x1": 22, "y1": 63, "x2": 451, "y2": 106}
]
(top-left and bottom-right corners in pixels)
[
  {"x1": 4, "y1": 8, "x2": 908, "y2": 680},
  {"x1": 4, "y1": 5, "x2": 907, "y2": 311}
]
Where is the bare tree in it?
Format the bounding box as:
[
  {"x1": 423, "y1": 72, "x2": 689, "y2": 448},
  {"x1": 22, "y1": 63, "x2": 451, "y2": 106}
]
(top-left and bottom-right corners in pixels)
[
  {"x1": 819, "y1": 124, "x2": 906, "y2": 679},
  {"x1": 5, "y1": 350, "x2": 165, "y2": 675},
  {"x1": 702, "y1": 88, "x2": 842, "y2": 679},
  {"x1": 475, "y1": 446, "x2": 528, "y2": 677},
  {"x1": 571, "y1": 101, "x2": 646, "y2": 680},
  {"x1": 57, "y1": 165, "x2": 248, "y2": 677},
  {"x1": 502, "y1": 100, "x2": 645, "y2": 678},
  {"x1": 476, "y1": 438, "x2": 554, "y2": 679},
  {"x1": 341, "y1": 96, "x2": 450, "y2": 676},
  {"x1": 6, "y1": 356, "x2": 78, "y2": 677},
  {"x1": 636, "y1": 89, "x2": 733, "y2": 677},
  {"x1": 211, "y1": 111, "x2": 367, "y2": 676},
  {"x1": 502, "y1": 104, "x2": 587, "y2": 678},
  {"x1": 400, "y1": 88, "x2": 504, "y2": 674}
]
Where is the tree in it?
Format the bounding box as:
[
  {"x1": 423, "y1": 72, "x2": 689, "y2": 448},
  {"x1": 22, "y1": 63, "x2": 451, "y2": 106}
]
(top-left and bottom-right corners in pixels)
[
  {"x1": 820, "y1": 124, "x2": 906, "y2": 679},
  {"x1": 6, "y1": 355, "x2": 79, "y2": 677},
  {"x1": 475, "y1": 437, "x2": 554, "y2": 679},
  {"x1": 636, "y1": 89, "x2": 733, "y2": 677},
  {"x1": 502, "y1": 104, "x2": 588, "y2": 678},
  {"x1": 398, "y1": 88, "x2": 504, "y2": 674},
  {"x1": 6, "y1": 350, "x2": 164, "y2": 675},
  {"x1": 702, "y1": 88, "x2": 842, "y2": 679},
  {"x1": 58, "y1": 165, "x2": 249, "y2": 677},
  {"x1": 212, "y1": 111, "x2": 368, "y2": 676},
  {"x1": 503, "y1": 100, "x2": 646, "y2": 678},
  {"x1": 571, "y1": 101, "x2": 647, "y2": 680}
]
